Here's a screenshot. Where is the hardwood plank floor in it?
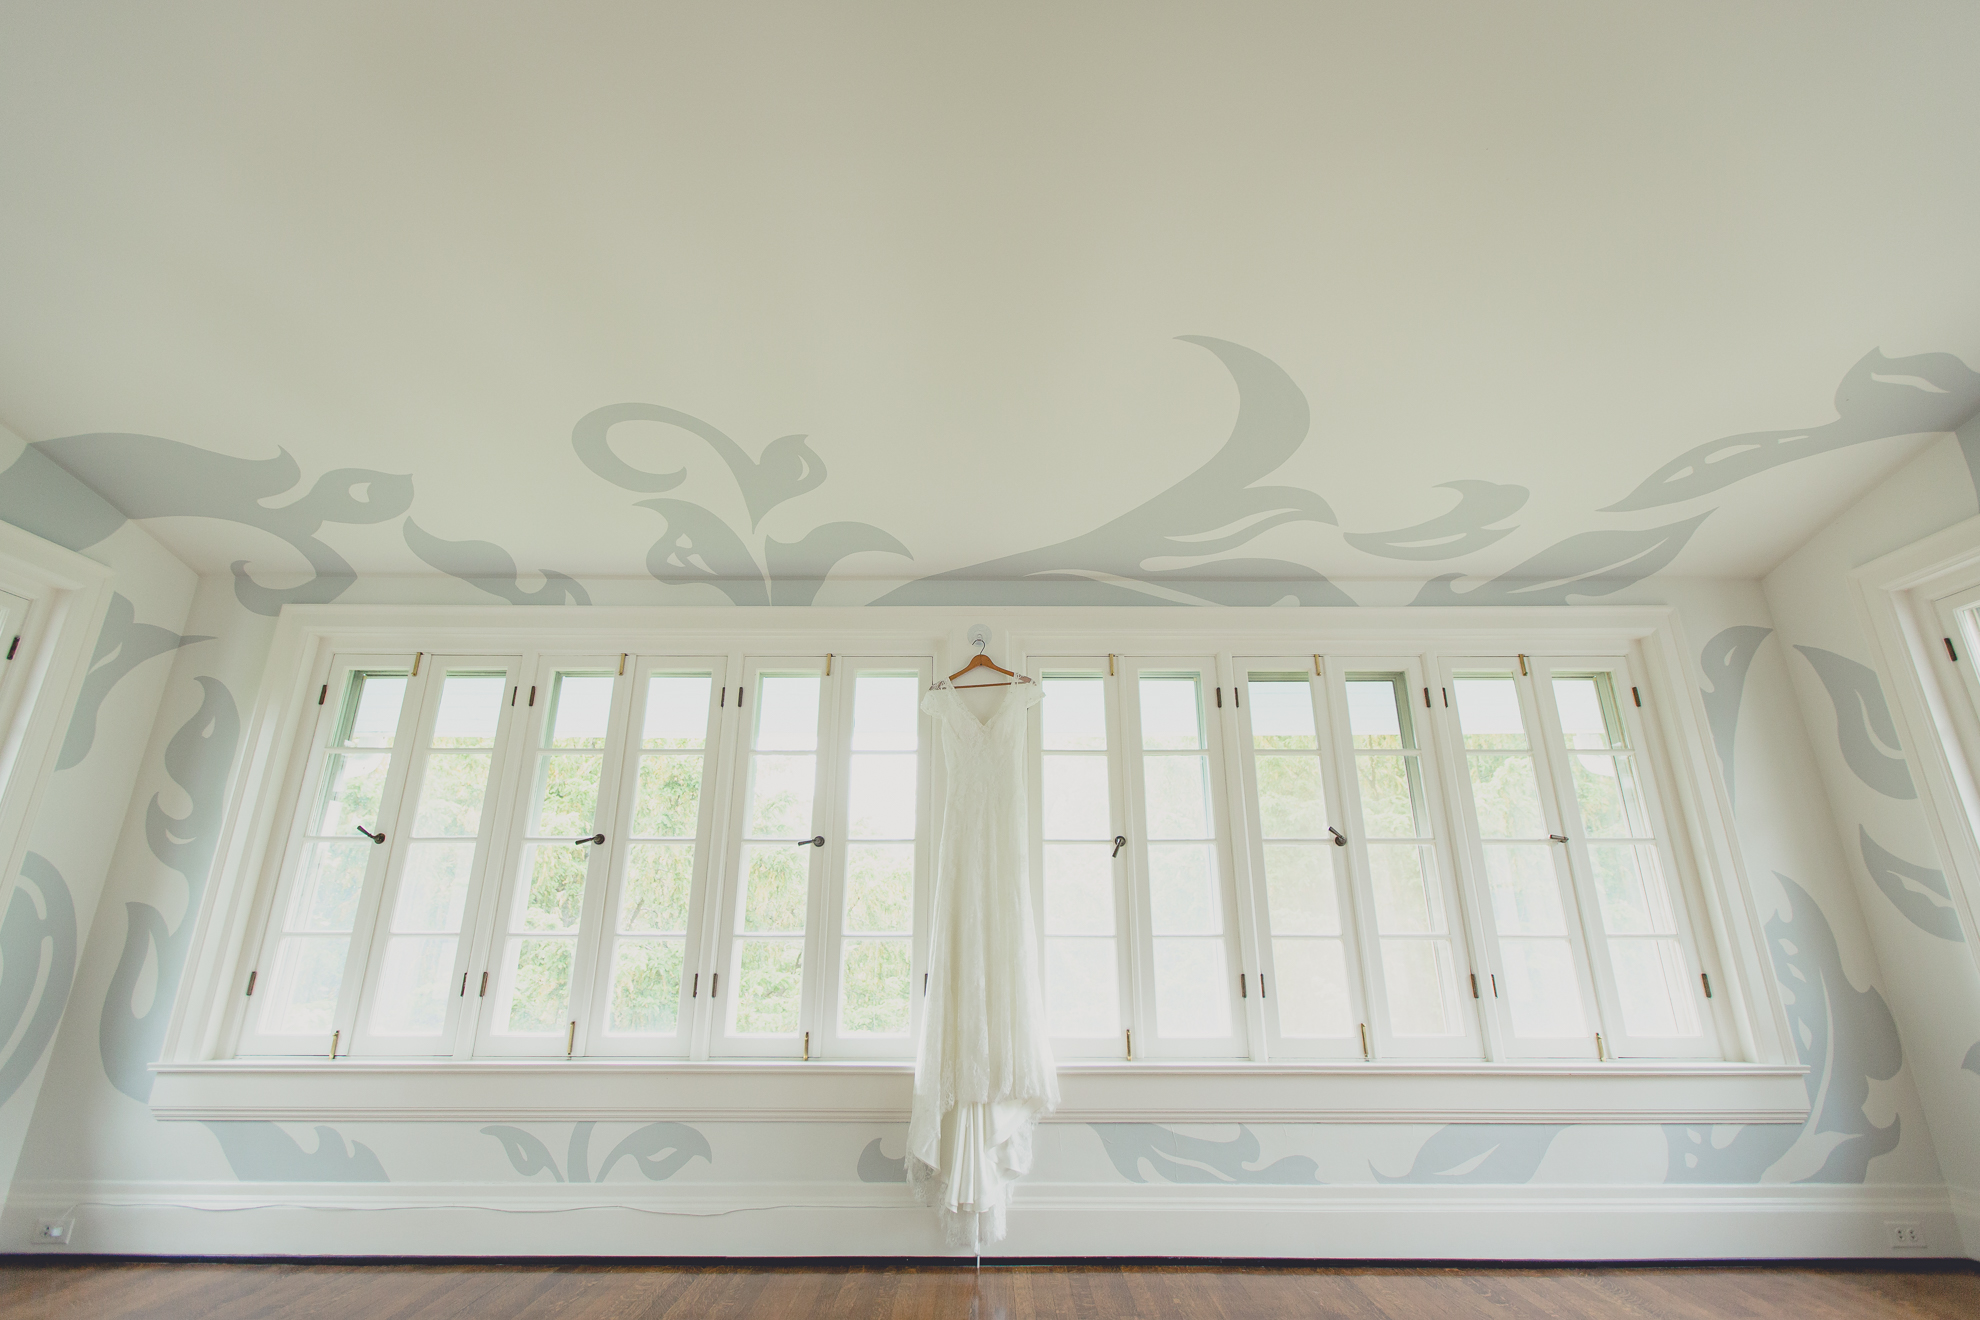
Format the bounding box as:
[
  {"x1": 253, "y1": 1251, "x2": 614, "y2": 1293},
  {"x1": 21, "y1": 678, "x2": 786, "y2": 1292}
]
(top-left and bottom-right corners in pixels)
[{"x1": 0, "y1": 1259, "x2": 1974, "y2": 1319}]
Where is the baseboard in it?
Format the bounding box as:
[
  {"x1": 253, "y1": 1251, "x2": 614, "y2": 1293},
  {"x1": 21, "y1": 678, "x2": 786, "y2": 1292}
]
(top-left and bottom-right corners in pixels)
[
  {"x1": 3, "y1": 1179, "x2": 1966, "y2": 1261},
  {"x1": 1950, "y1": 1184, "x2": 1980, "y2": 1259}
]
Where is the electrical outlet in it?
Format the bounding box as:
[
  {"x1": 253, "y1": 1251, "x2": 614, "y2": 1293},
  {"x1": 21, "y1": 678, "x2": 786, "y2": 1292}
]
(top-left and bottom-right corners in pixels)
[
  {"x1": 34, "y1": 1217, "x2": 74, "y2": 1247},
  {"x1": 1886, "y1": 1221, "x2": 1927, "y2": 1250}
]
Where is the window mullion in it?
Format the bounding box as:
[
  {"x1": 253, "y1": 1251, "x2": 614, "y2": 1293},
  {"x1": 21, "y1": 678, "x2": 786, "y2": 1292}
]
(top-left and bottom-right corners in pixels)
[
  {"x1": 452, "y1": 659, "x2": 534, "y2": 1059},
  {"x1": 810, "y1": 659, "x2": 857, "y2": 1054}
]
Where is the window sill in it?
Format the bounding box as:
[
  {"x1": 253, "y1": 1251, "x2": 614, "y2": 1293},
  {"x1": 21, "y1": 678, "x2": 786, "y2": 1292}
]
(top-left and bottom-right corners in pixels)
[{"x1": 149, "y1": 1059, "x2": 1809, "y2": 1125}]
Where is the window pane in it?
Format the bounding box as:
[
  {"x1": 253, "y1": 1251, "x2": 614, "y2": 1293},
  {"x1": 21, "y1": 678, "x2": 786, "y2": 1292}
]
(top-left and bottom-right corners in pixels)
[
  {"x1": 313, "y1": 752, "x2": 389, "y2": 835},
  {"x1": 1046, "y1": 937, "x2": 1119, "y2": 1037},
  {"x1": 847, "y1": 753, "x2": 917, "y2": 838},
  {"x1": 1142, "y1": 755, "x2": 1210, "y2": 838},
  {"x1": 516, "y1": 843, "x2": 587, "y2": 932},
  {"x1": 734, "y1": 940, "x2": 803, "y2": 1033},
  {"x1": 1152, "y1": 939, "x2": 1231, "y2": 1037},
  {"x1": 1263, "y1": 844, "x2": 1338, "y2": 936},
  {"x1": 643, "y1": 675, "x2": 711, "y2": 749},
  {"x1": 1368, "y1": 843, "x2": 1441, "y2": 934},
  {"x1": 1271, "y1": 939, "x2": 1351, "y2": 1037},
  {"x1": 1572, "y1": 754, "x2": 1649, "y2": 838},
  {"x1": 845, "y1": 844, "x2": 914, "y2": 933},
  {"x1": 1248, "y1": 677, "x2": 1318, "y2": 749},
  {"x1": 1255, "y1": 755, "x2": 1326, "y2": 837},
  {"x1": 746, "y1": 754, "x2": 816, "y2": 838},
  {"x1": 392, "y1": 841, "x2": 474, "y2": 931},
  {"x1": 741, "y1": 844, "x2": 809, "y2": 932},
  {"x1": 1044, "y1": 843, "x2": 1114, "y2": 935},
  {"x1": 1042, "y1": 677, "x2": 1107, "y2": 750},
  {"x1": 1356, "y1": 755, "x2": 1423, "y2": 838},
  {"x1": 432, "y1": 673, "x2": 503, "y2": 747},
  {"x1": 1147, "y1": 843, "x2": 1220, "y2": 935},
  {"x1": 840, "y1": 939, "x2": 911, "y2": 1035},
  {"x1": 258, "y1": 936, "x2": 348, "y2": 1035},
  {"x1": 530, "y1": 753, "x2": 601, "y2": 836},
  {"x1": 412, "y1": 752, "x2": 492, "y2": 836},
  {"x1": 1500, "y1": 939, "x2": 1585, "y2": 1037},
  {"x1": 289, "y1": 840, "x2": 369, "y2": 932},
  {"x1": 1553, "y1": 675, "x2": 1620, "y2": 751},
  {"x1": 1611, "y1": 939, "x2": 1700, "y2": 1038},
  {"x1": 754, "y1": 674, "x2": 821, "y2": 751},
  {"x1": 340, "y1": 673, "x2": 408, "y2": 748},
  {"x1": 1346, "y1": 677, "x2": 1409, "y2": 750},
  {"x1": 1139, "y1": 676, "x2": 1204, "y2": 750},
  {"x1": 1380, "y1": 939, "x2": 1455, "y2": 1036},
  {"x1": 1042, "y1": 756, "x2": 1110, "y2": 839},
  {"x1": 620, "y1": 844, "x2": 693, "y2": 932},
  {"x1": 501, "y1": 937, "x2": 573, "y2": 1033},
  {"x1": 547, "y1": 674, "x2": 614, "y2": 748},
  {"x1": 1588, "y1": 844, "x2": 1673, "y2": 935},
  {"x1": 634, "y1": 754, "x2": 704, "y2": 838},
  {"x1": 1454, "y1": 676, "x2": 1527, "y2": 750},
  {"x1": 1467, "y1": 753, "x2": 1545, "y2": 838},
  {"x1": 851, "y1": 673, "x2": 919, "y2": 751},
  {"x1": 367, "y1": 936, "x2": 456, "y2": 1035},
  {"x1": 1483, "y1": 844, "x2": 1568, "y2": 936},
  {"x1": 609, "y1": 939, "x2": 683, "y2": 1034}
]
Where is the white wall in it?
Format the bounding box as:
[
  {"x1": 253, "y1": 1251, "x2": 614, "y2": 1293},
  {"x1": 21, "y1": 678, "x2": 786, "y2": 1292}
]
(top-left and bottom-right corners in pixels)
[
  {"x1": 0, "y1": 561, "x2": 1962, "y2": 1259},
  {"x1": 1762, "y1": 432, "x2": 1980, "y2": 1251}
]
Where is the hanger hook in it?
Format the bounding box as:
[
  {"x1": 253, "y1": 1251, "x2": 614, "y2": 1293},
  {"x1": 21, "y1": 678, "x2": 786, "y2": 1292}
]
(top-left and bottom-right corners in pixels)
[{"x1": 974, "y1": 637, "x2": 987, "y2": 653}]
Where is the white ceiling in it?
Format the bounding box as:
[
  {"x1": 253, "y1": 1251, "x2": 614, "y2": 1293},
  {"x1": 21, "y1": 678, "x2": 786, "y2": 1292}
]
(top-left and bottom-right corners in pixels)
[{"x1": 2, "y1": 3, "x2": 1977, "y2": 603}]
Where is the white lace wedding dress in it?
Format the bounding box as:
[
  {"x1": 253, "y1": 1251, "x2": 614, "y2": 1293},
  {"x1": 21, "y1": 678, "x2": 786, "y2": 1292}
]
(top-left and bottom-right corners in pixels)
[{"x1": 908, "y1": 676, "x2": 1059, "y2": 1247}]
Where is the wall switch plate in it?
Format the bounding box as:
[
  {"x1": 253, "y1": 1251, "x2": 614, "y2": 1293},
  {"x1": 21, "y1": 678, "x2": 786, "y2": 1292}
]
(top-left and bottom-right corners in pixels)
[
  {"x1": 34, "y1": 1217, "x2": 74, "y2": 1247},
  {"x1": 1886, "y1": 1221, "x2": 1927, "y2": 1250}
]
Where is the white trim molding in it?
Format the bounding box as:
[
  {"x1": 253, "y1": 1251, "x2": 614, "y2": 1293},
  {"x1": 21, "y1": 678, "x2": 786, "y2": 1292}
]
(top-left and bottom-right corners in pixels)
[
  {"x1": 4, "y1": 1178, "x2": 1958, "y2": 1260},
  {"x1": 149, "y1": 1057, "x2": 1810, "y2": 1126}
]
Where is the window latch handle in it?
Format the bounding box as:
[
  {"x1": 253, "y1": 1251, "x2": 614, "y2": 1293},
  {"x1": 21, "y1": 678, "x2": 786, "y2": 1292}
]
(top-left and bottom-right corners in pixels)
[
  {"x1": 803, "y1": 835, "x2": 825, "y2": 847},
  {"x1": 1328, "y1": 827, "x2": 1347, "y2": 847},
  {"x1": 1549, "y1": 833, "x2": 1569, "y2": 844},
  {"x1": 576, "y1": 833, "x2": 606, "y2": 846},
  {"x1": 1112, "y1": 835, "x2": 1127, "y2": 858},
  {"x1": 355, "y1": 826, "x2": 385, "y2": 844}
]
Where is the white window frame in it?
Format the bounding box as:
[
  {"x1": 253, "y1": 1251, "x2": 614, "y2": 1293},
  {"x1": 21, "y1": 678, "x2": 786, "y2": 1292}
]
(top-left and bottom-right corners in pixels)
[
  {"x1": 153, "y1": 604, "x2": 1806, "y2": 1127},
  {"x1": 1850, "y1": 513, "x2": 1980, "y2": 977},
  {"x1": 0, "y1": 520, "x2": 115, "y2": 925}
]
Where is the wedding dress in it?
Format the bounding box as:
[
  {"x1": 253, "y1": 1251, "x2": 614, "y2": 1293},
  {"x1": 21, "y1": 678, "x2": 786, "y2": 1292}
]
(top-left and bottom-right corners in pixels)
[{"x1": 908, "y1": 676, "x2": 1059, "y2": 1247}]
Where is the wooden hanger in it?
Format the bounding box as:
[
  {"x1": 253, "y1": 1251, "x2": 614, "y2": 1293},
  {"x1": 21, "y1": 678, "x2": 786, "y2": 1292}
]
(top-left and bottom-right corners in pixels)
[{"x1": 948, "y1": 643, "x2": 1025, "y2": 688}]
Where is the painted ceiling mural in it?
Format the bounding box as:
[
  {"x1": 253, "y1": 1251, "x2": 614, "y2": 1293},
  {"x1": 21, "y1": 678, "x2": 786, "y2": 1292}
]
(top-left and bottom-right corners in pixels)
[{"x1": 2, "y1": 336, "x2": 1976, "y2": 612}]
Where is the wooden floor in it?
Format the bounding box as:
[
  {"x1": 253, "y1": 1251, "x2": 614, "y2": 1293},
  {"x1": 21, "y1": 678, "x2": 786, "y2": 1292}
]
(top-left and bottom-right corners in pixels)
[{"x1": 0, "y1": 1259, "x2": 1976, "y2": 1319}]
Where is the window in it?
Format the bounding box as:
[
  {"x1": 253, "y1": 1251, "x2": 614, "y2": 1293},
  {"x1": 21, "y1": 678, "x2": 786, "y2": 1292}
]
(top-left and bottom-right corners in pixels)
[
  {"x1": 207, "y1": 611, "x2": 1761, "y2": 1112},
  {"x1": 238, "y1": 649, "x2": 930, "y2": 1062}
]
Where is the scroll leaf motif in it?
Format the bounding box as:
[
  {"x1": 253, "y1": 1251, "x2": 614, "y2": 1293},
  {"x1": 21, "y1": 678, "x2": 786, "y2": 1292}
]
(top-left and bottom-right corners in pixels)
[
  {"x1": 1372, "y1": 1124, "x2": 1568, "y2": 1185},
  {"x1": 764, "y1": 523, "x2": 913, "y2": 606},
  {"x1": 1699, "y1": 626, "x2": 1773, "y2": 810},
  {"x1": 26, "y1": 435, "x2": 412, "y2": 616},
  {"x1": 1662, "y1": 875, "x2": 1902, "y2": 1183},
  {"x1": 1090, "y1": 1123, "x2": 1322, "y2": 1185},
  {"x1": 857, "y1": 1137, "x2": 909, "y2": 1184},
  {"x1": 1963, "y1": 1040, "x2": 1980, "y2": 1077},
  {"x1": 482, "y1": 1122, "x2": 712, "y2": 1183},
  {"x1": 1411, "y1": 514, "x2": 1710, "y2": 607},
  {"x1": 202, "y1": 1122, "x2": 388, "y2": 1182},
  {"x1": 876, "y1": 336, "x2": 1352, "y2": 607},
  {"x1": 1343, "y1": 480, "x2": 1528, "y2": 561},
  {"x1": 403, "y1": 518, "x2": 592, "y2": 606},
  {"x1": 637, "y1": 498, "x2": 770, "y2": 606},
  {"x1": 1793, "y1": 647, "x2": 1916, "y2": 800},
  {"x1": 1859, "y1": 827, "x2": 1964, "y2": 942},
  {"x1": 0, "y1": 854, "x2": 77, "y2": 1107},
  {"x1": 573, "y1": 402, "x2": 825, "y2": 527},
  {"x1": 1607, "y1": 349, "x2": 1980, "y2": 511},
  {"x1": 58, "y1": 593, "x2": 211, "y2": 770},
  {"x1": 99, "y1": 678, "x2": 240, "y2": 1100},
  {"x1": 482, "y1": 1125, "x2": 564, "y2": 1182}
]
